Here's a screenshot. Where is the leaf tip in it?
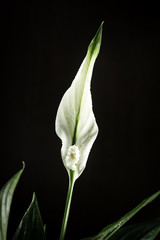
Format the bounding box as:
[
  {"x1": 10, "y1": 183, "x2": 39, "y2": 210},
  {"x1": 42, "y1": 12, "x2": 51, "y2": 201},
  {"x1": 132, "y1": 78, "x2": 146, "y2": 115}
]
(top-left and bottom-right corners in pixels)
[
  {"x1": 32, "y1": 192, "x2": 37, "y2": 201},
  {"x1": 22, "y1": 161, "x2": 25, "y2": 170},
  {"x1": 101, "y1": 20, "x2": 104, "y2": 27}
]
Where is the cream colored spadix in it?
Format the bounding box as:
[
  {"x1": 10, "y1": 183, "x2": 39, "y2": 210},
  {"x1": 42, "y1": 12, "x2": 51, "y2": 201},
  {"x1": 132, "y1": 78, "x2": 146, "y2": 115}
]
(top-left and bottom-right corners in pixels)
[{"x1": 55, "y1": 23, "x2": 103, "y2": 180}]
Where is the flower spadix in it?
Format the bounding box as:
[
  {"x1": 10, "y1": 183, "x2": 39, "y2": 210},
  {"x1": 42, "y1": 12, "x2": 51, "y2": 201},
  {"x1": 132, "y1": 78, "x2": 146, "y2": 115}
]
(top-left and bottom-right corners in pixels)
[{"x1": 55, "y1": 23, "x2": 103, "y2": 180}]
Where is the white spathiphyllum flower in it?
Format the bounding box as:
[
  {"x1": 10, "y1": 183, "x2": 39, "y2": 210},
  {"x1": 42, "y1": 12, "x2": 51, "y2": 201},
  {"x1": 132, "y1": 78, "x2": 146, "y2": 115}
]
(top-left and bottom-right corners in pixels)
[
  {"x1": 56, "y1": 23, "x2": 103, "y2": 240},
  {"x1": 55, "y1": 23, "x2": 103, "y2": 181}
]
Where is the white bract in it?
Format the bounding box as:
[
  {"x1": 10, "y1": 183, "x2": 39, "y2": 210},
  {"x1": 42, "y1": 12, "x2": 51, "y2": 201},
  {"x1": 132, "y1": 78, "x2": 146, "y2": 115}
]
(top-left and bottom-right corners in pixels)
[{"x1": 55, "y1": 23, "x2": 103, "y2": 180}]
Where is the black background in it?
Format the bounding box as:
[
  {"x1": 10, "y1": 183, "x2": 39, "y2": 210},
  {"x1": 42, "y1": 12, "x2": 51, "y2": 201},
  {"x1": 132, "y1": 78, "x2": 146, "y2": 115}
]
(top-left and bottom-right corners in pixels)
[{"x1": 1, "y1": 1, "x2": 160, "y2": 240}]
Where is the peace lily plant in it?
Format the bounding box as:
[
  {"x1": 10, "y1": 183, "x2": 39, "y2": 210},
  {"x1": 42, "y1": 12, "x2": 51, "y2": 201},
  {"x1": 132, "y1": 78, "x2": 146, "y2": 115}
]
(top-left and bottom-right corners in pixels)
[{"x1": 0, "y1": 23, "x2": 160, "y2": 240}]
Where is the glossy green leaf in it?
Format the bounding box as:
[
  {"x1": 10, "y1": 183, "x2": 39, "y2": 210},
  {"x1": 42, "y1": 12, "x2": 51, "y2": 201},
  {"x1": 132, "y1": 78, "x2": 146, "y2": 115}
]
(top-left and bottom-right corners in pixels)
[
  {"x1": 55, "y1": 22, "x2": 103, "y2": 180},
  {"x1": 12, "y1": 193, "x2": 46, "y2": 240},
  {"x1": 0, "y1": 163, "x2": 24, "y2": 240},
  {"x1": 108, "y1": 218, "x2": 160, "y2": 240},
  {"x1": 82, "y1": 191, "x2": 160, "y2": 240}
]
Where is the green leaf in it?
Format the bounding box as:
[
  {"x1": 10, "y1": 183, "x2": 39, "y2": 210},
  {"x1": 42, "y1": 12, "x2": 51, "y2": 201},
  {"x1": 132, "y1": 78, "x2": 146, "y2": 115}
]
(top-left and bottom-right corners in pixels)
[
  {"x1": 0, "y1": 163, "x2": 24, "y2": 240},
  {"x1": 55, "y1": 22, "x2": 103, "y2": 180},
  {"x1": 82, "y1": 190, "x2": 160, "y2": 240},
  {"x1": 12, "y1": 193, "x2": 46, "y2": 240},
  {"x1": 108, "y1": 218, "x2": 160, "y2": 240}
]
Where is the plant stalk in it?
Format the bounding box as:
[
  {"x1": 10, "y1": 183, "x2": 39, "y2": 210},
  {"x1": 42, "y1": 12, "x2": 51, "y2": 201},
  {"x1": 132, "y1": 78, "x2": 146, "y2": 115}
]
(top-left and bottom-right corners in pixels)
[{"x1": 59, "y1": 170, "x2": 75, "y2": 240}]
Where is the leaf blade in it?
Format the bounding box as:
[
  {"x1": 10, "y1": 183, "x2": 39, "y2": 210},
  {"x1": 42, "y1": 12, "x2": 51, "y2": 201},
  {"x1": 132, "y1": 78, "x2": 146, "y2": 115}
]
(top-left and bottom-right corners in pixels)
[
  {"x1": 0, "y1": 163, "x2": 24, "y2": 240},
  {"x1": 82, "y1": 191, "x2": 160, "y2": 240},
  {"x1": 108, "y1": 218, "x2": 160, "y2": 240},
  {"x1": 12, "y1": 193, "x2": 46, "y2": 240}
]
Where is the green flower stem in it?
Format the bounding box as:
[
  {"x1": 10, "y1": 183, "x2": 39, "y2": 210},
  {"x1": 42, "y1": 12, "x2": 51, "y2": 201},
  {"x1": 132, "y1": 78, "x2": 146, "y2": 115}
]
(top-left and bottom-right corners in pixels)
[{"x1": 59, "y1": 170, "x2": 75, "y2": 240}]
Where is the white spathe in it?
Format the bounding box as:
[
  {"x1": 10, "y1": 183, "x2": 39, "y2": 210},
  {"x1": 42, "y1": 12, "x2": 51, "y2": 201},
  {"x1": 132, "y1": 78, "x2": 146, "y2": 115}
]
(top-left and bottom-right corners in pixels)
[{"x1": 55, "y1": 23, "x2": 103, "y2": 180}]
